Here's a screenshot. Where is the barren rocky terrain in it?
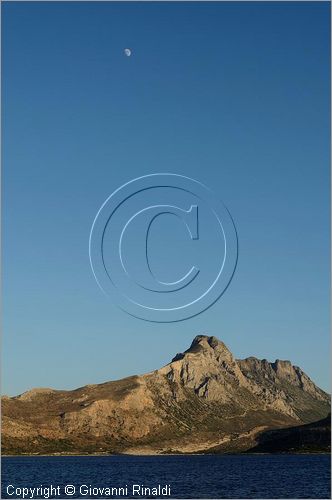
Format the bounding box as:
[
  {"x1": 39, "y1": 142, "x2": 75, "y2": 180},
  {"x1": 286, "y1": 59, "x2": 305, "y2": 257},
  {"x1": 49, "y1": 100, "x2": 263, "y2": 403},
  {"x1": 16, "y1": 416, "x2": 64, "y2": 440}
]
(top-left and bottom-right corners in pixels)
[
  {"x1": 247, "y1": 414, "x2": 331, "y2": 453},
  {"x1": 2, "y1": 335, "x2": 330, "y2": 455}
]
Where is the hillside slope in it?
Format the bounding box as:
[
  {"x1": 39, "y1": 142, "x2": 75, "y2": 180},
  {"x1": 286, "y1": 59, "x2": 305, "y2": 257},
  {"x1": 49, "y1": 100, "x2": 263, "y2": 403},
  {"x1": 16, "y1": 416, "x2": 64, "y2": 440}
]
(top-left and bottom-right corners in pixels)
[
  {"x1": 247, "y1": 415, "x2": 331, "y2": 453},
  {"x1": 2, "y1": 335, "x2": 330, "y2": 455}
]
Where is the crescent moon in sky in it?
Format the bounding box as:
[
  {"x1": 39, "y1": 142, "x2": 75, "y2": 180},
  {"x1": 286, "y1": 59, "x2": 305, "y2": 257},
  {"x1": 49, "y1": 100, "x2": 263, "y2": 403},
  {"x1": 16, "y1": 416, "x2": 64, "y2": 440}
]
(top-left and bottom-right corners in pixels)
[{"x1": 124, "y1": 48, "x2": 132, "y2": 57}]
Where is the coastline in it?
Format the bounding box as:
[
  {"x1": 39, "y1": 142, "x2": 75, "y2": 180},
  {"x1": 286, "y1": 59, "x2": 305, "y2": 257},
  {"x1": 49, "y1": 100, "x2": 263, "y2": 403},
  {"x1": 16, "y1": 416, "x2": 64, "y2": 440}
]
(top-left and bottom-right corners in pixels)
[{"x1": 3, "y1": 451, "x2": 331, "y2": 457}]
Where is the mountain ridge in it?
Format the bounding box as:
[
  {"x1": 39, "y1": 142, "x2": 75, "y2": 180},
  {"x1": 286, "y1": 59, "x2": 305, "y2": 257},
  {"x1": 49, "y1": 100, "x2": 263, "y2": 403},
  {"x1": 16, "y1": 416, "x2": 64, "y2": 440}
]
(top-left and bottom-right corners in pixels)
[{"x1": 2, "y1": 335, "x2": 330, "y2": 455}]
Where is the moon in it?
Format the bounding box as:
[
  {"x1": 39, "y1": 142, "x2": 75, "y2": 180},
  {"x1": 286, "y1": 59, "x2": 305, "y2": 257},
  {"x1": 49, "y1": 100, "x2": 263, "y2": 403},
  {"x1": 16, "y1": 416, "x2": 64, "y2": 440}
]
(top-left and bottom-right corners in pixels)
[{"x1": 124, "y1": 48, "x2": 132, "y2": 57}]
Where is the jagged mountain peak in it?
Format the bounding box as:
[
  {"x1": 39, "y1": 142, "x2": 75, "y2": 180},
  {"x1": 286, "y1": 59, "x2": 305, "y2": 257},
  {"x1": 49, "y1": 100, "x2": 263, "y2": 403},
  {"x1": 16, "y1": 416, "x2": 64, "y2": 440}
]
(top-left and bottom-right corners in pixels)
[
  {"x1": 164, "y1": 335, "x2": 329, "y2": 417},
  {"x1": 171, "y1": 334, "x2": 232, "y2": 363},
  {"x1": 191, "y1": 334, "x2": 221, "y2": 347},
  {"x1": 2, "y1": 334, "x2": 330, "y2": 455},
  {"x1": 190, "y1": 334, "x2": 229, "y2": 351}
]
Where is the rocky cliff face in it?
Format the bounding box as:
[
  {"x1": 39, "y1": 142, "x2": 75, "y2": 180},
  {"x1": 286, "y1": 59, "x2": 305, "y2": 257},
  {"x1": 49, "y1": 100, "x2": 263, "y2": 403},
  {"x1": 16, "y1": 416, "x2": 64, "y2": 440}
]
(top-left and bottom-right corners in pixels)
[
  {"x1": 247, "y1": 415, "x2": 331, "y2": 453},
  {"x1": 2, "y1": 335, "x2": 330, "y2": 455}
]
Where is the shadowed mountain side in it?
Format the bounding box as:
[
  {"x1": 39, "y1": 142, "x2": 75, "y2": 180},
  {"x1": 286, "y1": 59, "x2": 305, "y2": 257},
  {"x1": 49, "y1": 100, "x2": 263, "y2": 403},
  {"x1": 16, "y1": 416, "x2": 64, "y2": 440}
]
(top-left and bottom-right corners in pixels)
[
  {"x1": 246, "y1": 415, "x2": 331, "y2": 453},
  {"x1": 2, "y1": 335, "x2": 330, "y2": 455}
]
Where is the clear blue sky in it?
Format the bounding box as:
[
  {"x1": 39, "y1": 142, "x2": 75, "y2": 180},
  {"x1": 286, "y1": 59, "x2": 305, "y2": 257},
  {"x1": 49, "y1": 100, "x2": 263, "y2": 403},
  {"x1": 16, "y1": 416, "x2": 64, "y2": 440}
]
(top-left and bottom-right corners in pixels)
[{"x1": 3, "y1": 1, "x2": 330, "y2": 395}]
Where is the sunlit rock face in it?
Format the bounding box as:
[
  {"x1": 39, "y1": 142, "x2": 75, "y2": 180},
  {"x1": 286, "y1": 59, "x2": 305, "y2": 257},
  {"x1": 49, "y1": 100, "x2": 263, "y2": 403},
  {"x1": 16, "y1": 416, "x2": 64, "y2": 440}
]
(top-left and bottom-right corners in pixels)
[{"x1": 2, "y1": 335, "x2": 330, "y2": 455}]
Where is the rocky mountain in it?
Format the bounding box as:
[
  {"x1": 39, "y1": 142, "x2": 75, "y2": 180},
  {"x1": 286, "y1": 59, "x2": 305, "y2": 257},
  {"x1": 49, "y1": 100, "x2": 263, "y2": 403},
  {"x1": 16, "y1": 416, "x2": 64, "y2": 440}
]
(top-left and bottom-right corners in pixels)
[
  {"x1": 2, "y1": 335, "x2": 330, "y2": 455},
  {"x1": 247, "y1": 415, "x2": 331, "y2": 454}
]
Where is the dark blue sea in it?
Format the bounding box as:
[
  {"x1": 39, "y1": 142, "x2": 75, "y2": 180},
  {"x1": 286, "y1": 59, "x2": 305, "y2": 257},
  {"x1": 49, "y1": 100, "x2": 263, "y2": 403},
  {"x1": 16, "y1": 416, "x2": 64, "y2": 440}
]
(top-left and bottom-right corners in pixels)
[{"x1": 2, "y1": 455, "x2": 330, "y2": 499}]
